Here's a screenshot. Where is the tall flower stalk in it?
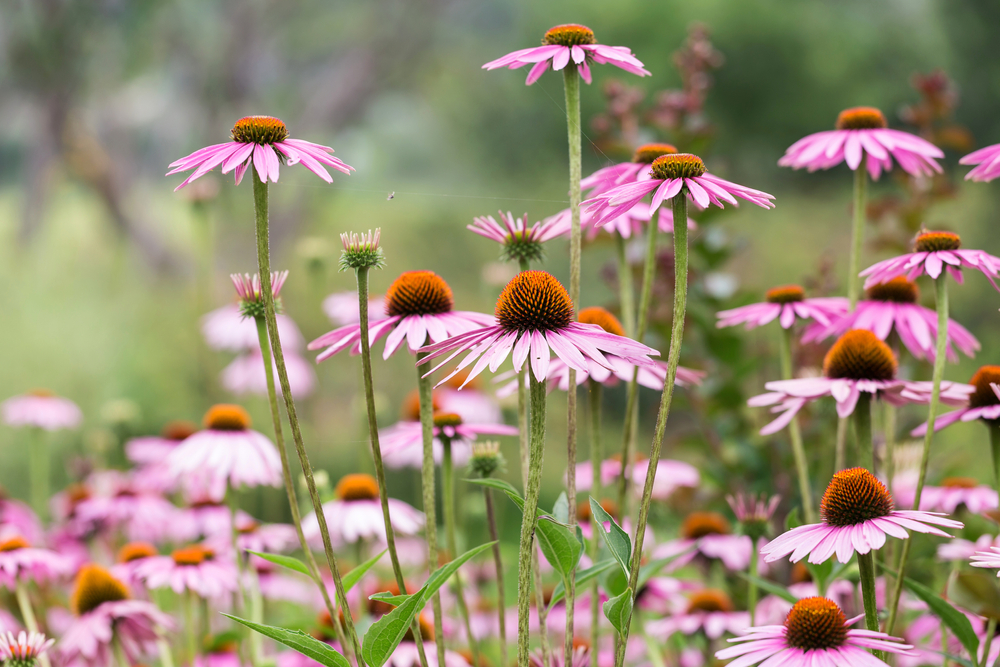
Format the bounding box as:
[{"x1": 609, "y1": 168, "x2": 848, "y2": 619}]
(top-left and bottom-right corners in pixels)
[
  {"x1": 342, "y1": 230, "x2": 430, "y2": 667},
  {"x1": 470, "y1": 441, "x2": 507, "y2": 667},
  {"x1": 778, "y1": 326, "x2": 815, "y2": 522},
  {"x1": 588, "y1": 380, "x2": 603, "y2": 667},
  {"x1": 517, "y1": 371, "x2": 547, "y2": 667}
]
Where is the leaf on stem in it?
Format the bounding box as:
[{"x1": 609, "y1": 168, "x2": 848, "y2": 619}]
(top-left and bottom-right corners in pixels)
[{"x1": 223, "y1": 615, "x2": 351, "y2": 667}]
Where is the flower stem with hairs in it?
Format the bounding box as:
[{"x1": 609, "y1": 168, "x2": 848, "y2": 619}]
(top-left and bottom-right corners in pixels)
[
  {"x1": 517, "y1": 370, "x2": 548, "y2": 667},
  {"x1": 355, "y1": 263, "x2": 430, "y2": 667},
  {"x1": 589, "y1": 380, "x2": 603, "y2": 667},
  {"x1": 857, "y1": 551, "x2": 885, "y2": 661},
  {"x1": 886, "y1": 275, "x2": 948, "y2": 635},
  {"x1": 854, "y1": 393, "x2": 874, "y2": 472},
  {"x1": 253, "y1": 318, "x2": 348, "y2": 650},
  {"x1": 615, "y1": 194, "x2": 690, "y2": 667},
  {"x1": 251, "y1": 171, "x2": 365, "y2": 665},
  {"x1": 415, "y1": 356, "x2": 447, "y2": 667},
  {"x1": 441, "y1": 436, "x2": 480, "y2": 665},
  {"x1": 778, "y1": 326, "x2": 815, "y2": 522}
]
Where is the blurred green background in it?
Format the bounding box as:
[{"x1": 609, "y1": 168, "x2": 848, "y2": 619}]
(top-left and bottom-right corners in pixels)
[{"x1": 2, "y1": 0, "x2": 1000, "y2": 527}]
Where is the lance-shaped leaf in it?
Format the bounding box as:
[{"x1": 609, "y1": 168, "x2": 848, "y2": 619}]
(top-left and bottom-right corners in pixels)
[
  {"x1": 604, "y1": 587, "x2": 634, "y2": 637},
  {"x1": 247, "y1": 552, "x2": 313, "y2": 579},
  {"x1": 223, "y1": 615, "x2": 350, "y2": 667},
  {"x1": 343, "y1": 549, "x2": 387, "y2": 592},
  {"x1": 590, "y1": 496, "x2": 631, "y2": 577},
  {"x1": 895, "y1": 570, "x2": 979, "y2": 658}
]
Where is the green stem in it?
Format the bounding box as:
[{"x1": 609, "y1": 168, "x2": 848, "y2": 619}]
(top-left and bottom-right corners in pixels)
[
  {"x1": 483, "y1": 486, "x2": 507, "y2": 667},
  {"x1": 854, "y1": 393, "x2": 874, "y2": 472},
  {"x1": 158, "y1": 638, "x2": 175, "y2": 667},
  {"x1": 615, "y1": 194, "x2": 690, "y2": 667},
  {"x1": 886, "y1": 275, "x2": 948, "y2": 635},
  {"x1": 16, "y1": 582, "x2": 52, "y2": 667},
  {"x1": 563, "y1": 65, "x2": 582, "y2": 662},
  {"x1": 617, "y1": 206, "x2": 661, "y2": 509},
  {"x1": 982, "y1": 618, "x2": 997, "y2": 667},
  {"x1": 29, "y1": 427, "x2": 49, "y2": 522},
  {"x1": 442, "y1": 437, "x2": 480, "y2": 665},
  {"x1": 356, "y1": 265, "x2": 430, "y2": 667},
  {"x1": 848, "y1": 155, "x2": 868, "y2": 308},
  {"x1": 748, "y1": 547, "x2": 759, "y2": 627},
  {"x1": 185, "y1": 589, "x2": 198, "y2": 665},
  {"x1": 251, "y1": 170, "x2": 364, "y2": 665},
  {"x1": 227, "y1": 491, "x2": 257, "y2": 667},
  {"x1": 415, "y1": 356, "x2": 447, "y2": 667},
  {"x1": 834, "y1": 417, "x2": 848, "y2": 473},
  {"x1": 589, "y1": 380, "x2": 603, "y2": 667},
  {"x1": 857, "y1": 551, "x2": 885, "y2": 661},
  {"x1": 517, "y1": 370, "x2": 548, "y2": 667},
  {"x1": 778, "y1": 326, "x2": 815, "y2": 523},
  {"x1": 254, "y1": 318, "x2": 347, "y2": 649},
  {"x1": 990, "y1": 426, "x2": 1000, "y2": 500},
  {"x1": 614, "y1": 234, "x2": 636, "y2": 337},
  {"x1": 113, "y1": 637, "x2": 129, "y2": 667}
]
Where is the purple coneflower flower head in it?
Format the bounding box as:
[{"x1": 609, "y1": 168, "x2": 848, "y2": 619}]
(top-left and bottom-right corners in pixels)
[
  {"x1": 221, "y1": 350, "x2": 316, "y2": 398},
  {"x1": 1, "y1": 631, "x2": 54, "y2": 666},
  {"x1": 202, "y1": 304, "x2": 304, "y2": 352},
  {"x1": 779, "y1": 106, "x2": 943, "y2": 179},
  {"x1": 167, "y1": 115, "x2": 353, "y2": 190},
  {"x1": 165, "y1": 404, "x2": 282, "y2": 502},
  {"x1": 583, "y1": 153, "x2": 775, "y2": 227},
  {"x1": 231, "y1": 516, "x2": 298, "y2": 555},
  {"x1": 381, "y1": 411, "x2": 517, "y2": 470},
  {"x1": 938, "y1": 534, "x2": 1000, "y2": 563},
  {"x1": 655, "y1": 512, "x2": 757, "y2": 572},
  {"x1": 72, "y1": 473, "x2": 189, "y2": 543},
  {"x1": 301, "y1": 474, "x2": 424, "y2": 547},
  {"x1": 110, "y1": 542, "x2": 159, "y2": 590},
  {"x1": 861, "y1": 230, "x2": 1000, "y2": 291},
  {"x1": 894, "y1": 475, "x2": 998, "y2": 515},
  {"x1": 2, "y1": 390, "x2": 81, "y2": 431},
  {"x1": 310, "y1": 270, "x2": 493, "y2": 362},
  {"x1": 960, "y1": 142, "x2": 1000, "y2": 182},
  {"x1": 468, "y1": 211, "x2": 566, "y2": 265},
  {"x1": 912, "y1": 366, "x2": 1000, "y2": 435},
  {"x1": 528, "y1": 643, "x2": 590, "y2": 667},
  {"x1": 125, "y1": 421, "x2": 196, "y2": 467},
  {"x1": 339, "y1": 229, "x2": 384, "y2": 271},
  {"x1": 716, "y1": 596, "x2": 914, "y2": 667},
  {"x1": 761, "y1": 468, "x2": 962, "y2": 564},
  {"x1": 60, "y1": 564, "x2": 172, "y2": 667},
  {"x1": 717, "y1": 284, "x2": 849, "y2": 330},
  {"x1": 134, "y1": 544, "x2": 239, "y2": 600},
  {"x1": 417, "y1": 271, "x2": 659, "y2": 387},
  {"x1": 803, "y1": 277, "x2": 979, "y2": 362},
  {"x1": 646, "y1": 589, "x2": 750, "y2": 640},
  {"x1": 749, "y1": 329, "x2": 973, "y2": 435},
  {"x1": 728, "y1": 493, "x2": 781, "y2": 541},
  {"x1": 0, "y1": 533, "x2": 74, "y2": 587},
  {"x1": 231, "y1": 270, "x2": 288, "y2": 318},
  {"x1": 482, "y1": 23, "x2": 649, "y2": 85},
  {"x1": 0, "y1": 496, "x2": 43, "y2": 546},
  {"x1": 971, "y1": 546, "x2": 1000, "y2": 575}
]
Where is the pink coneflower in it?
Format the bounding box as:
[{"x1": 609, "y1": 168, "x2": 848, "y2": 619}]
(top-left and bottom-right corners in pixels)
[
  {"x1": 231, "y1": 515, "x2": 298, "y2": 555},
  {"x1": 754, "y1": 579, "x2": 857, "y2": 627},
  {"x1": 0, "y1": 631, "x2": 54, "y2": 665},
  {"x1": 574, "y1": 457, "x2": 700, "y2": 500},
  {"x1": 749, "y1": 330, "x2": 972, "y2": 435},
  {"x1": 861, "y1": 230, "x2": 1000, "y2": 291},
  {"x1": 165, "y1": 404, "x2": 282, "y2": 501},
  {"x1": 167, "y1": 115, "x2": 353, "y2": 190},
  {"x1": 894, "y1": 476, "x2": 998, "y2": 514},
  {"x1": 582, "y1": 153, "x2": 774, "y2": 227},
  {"x1": 72, "y1": 473, "x2": 189, "y2": 543},
  {"x1": 59, "y1": 564, "x2": 172, "y2": 667},
  {"x1": 913, "y1": 366, "x2": 1000, "y2": 435},
  {"x1": 646, "y1": 589, "x2": 750, "y2": 639},
  {"x1": 529, "y1": 644, "x2": 590, "y2": 667},
  {"x1": 469, "y1": 211, "x2": 567, "y2": 265},
  {"x1": 803, "y1": 277, "x2": 979, "y2": 362},
  {"x1": 417, "y1": 271, "x2": 658, "y2": 386},
  {"x1": 715, "y1": 596, "x2": 914, "y2": 667},
  {"x1": 938, "y1": 534, "x2": 1000, "y2": 562},
  {"x1": 322, "y1": 292, "x2": 385, "y2": 326},
  {"x1": 482, "y1": 24, "x2": 649, "y2": 85},
  {"x1": 0, "y1": 533, "x2": 73, "y2": 587},
  {"x1": 252, "y1": 558, "x2": 314, "y2": 604},
  {"x1": 381, "y1": 411, "x2": 517, "y2": 470},
  {"x1": 779, "y1": 106, "x2": 943, "y2": 179},
  {"x1": 0, "y1": 496, "x2": 43, "y2": 545},
  {"x1": 970, "y1": 546, "x2": 1000, "y2": 575},
  {"x1": 654, "y1": 512, "x2": 757, "y2": 572},
  {"x1": 134, "y1": 544, "x2": 239, "y2": 600},
  {"x1": 125, "y1": 421, "x2": 197, "y2": 467},
  {"x1": 716, "y1": 285, "x2": 849, "y2": 330},
  {"x1": 110, "y1": 542, "x2": 159, "y2": 590},
  {"x1": 221, "y1": 349, "x2": 316, "y2": 398},
  {"x1": 1, "y1": 390, "x2": 81, "y2": 431},
  {"x1": 761, "y1": 468, "x2": 962, "y2": 564},
  {"x1": 309, "y1": 271, "x2": 493, "y2": 362},
  {"x1": 301, "y1": 474, "x2": 424, "y2": 547},
  {"x1": 960, "y1": 143, "x2": 1000, "y2": 182},
  {"x1": 202, "y1": 304, "x2": 304, "y2": 352},
  {"x1": 177, "y1": 496, "x2": 232, "y2": 541}
]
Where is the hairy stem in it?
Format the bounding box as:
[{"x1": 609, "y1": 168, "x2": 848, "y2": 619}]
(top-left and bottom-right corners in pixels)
[
  {"x1": 589, "y1": 380, "x2": 603, "y2": 667},
  {"x1": 778, "y1": 326, "x2": 815, "y2": 522},
  {"x1": 517, "y1": 371, "x2": 547, "y2": 667},
  {"x1": 748, "y1": 546, "x2": 759, "y2": 626},
  {"x1": 834, "y1": 417, "x2": 848, "y2": 474},
  {"x1": 857, "y1": 551, "x2": 885, "y2": 661},
  {"x1": 854, "y1": 393, "x2": 874, "y2": 472},
  {"x1": 251, "y1": 171, "x2": 364, "y2": 664}
]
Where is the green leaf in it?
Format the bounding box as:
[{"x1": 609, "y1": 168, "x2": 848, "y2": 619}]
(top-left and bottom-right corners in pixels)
[
  {"x1": 893, "y1": 570, "x2": 979, "y2": 657},
  {"x1": 548, "y1": 560, "x2": 617, "y2": 610},
  {"x1": 603, "y1": 587, "x2": 634, "y2": 637},
  {"x1": 467, "y1": 478, "x2": 521, "y2": 497},
  {"x1": 368, "y1": 592, "x2": 410, "y2": 607},
  {"x1": 223, "y1": 615, "x2": 350, "y2": 667},
  {"x1": 602, "y1": 566, "x2": 627, "y2": 598},
  {"x1": 949, "y1": 570, "x2": 1000, "y2": 623},
  {"x1": 362, "y1": 542, "x2": 495, "y2": 667},
  {"x1": 736, "y1": 573, "x2": 797, "y2": 604},
  {"x1": 535, "y1": 516, "x2": 583, "y2": 582},
  {"x1": 247, "y1": 552, "x2": 313, "y2": 579},
  {"x1": 343, "y1": 549, "x2": 387, "y2": 592},
  {"x1": 589, "y1": 496, "x2": 631, "y2": 577},
  {"x1": 784, "y1": 506, "x2": 802, "y2": 531},
  {"x1": 929, "y1": 651, "x2": 977, "y2": 667},
  {"x1": 553, "y1": 492, "x2": 569, "y2": 524}
]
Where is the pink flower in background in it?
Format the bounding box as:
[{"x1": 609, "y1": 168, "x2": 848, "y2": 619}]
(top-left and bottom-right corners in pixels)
[
  {"x1": 202, "y1": 304, "x2": 304, "y2": 352},
  {"x1": 574, "y1": 458, "x2": 700, "y2": 500},
  {"x1": 167, "y1": 115, "x2": 353, "y2": 190},
  {"x1": 971, "y1": 547, "x2": 1000, "y2": 575},
  {"x1": 323, "y1": 292, "x2": 385, "y2": 326},
  {"x1": 468, "y1": 211, "x2": 568, "y2": 263},
  {"x1": 135, "y1": 545, "x2": 239, "y2": 600},
  {"x1": 0, "y1": 631, "x2": 54, "y2": 664},
  {"x1": 110, "y1": 542, "x2": 159, "y2": 590},
  {"x1": 779, "y1": 106, "x2": 943, "y2": 179},
  {"x1": 165, "y1": 404, "x2": 282, "y2": 501},
  {"x1": 749, "y1": 330, "x2": 972, "y2": 435},
  {"x1": 861, "y1": 230, "x2": 1000, "y2": 290},
  {"x1": 939, "y1": 534, "x2": 1000, "y2": 562},
  {"x1": 125, "y1": 421, "x2": 197, "y2": 467},
  {"x1": 221, "y1": 350, "x2": 316, "y2": 398},
  {"x1": 762, "y1": 468, "x2": 961, "y2": 565},
  {"x1": 716, "y1": 285, "x2": 849, "y2": 330},
  {"x1": 529, "y1": 645, "x2": 590, "y2": 667},
  {"x1": 178, "y1": 498, "x2": 232, "y2": 541},
  {"x1": 72, "y1": 472, "x2": 189, "y2": 543},
  {"x1": 60, "y1": 564, "x2": 172, "y2": 667},
  {"x1": 803, "y1": 277, "x2": 979, "y2": 362},
  {"x1": 310, "y1": 271, "x2": 493, "y2": 362},
  {"x1": 418, "y1": 271, "x2": 658, "y2": 387},
  {"x1": 380, "y1": 412, "x2": 517, "y2": 470},
  {"x1": 253, "y1": 558, "x2": 315, "y2": 604},
  {"x1": 0, "y1": 532, "x2": 74, "y2": 587},
  {"x1": 911, "y1": 366, "x2": 1000, "y2": 435},
  {"x1": 716, "y1": 597, "x2": 914, "y2": 667},
  {"x1": 2, "y1": 390, "x2": 81, "y2": 431},
  {"x1": 583, "y1": 153, "x2": 774, "y2": 227},
  {"x1": 647, "y1": 589, "x2": 749, "y2": 639},
  {"x1": 483, "y1": 24, "x2": 649, "y2": 85},
  {"x1": 301, "y1": 474, "x2": 424, "y2": 547},
  {"x1": 960, "y1": 142, "x2": 1000, "y2": 182},
  {"x1": 230, "y1": 514, "x2": 298, "y2": 555},
  {"x1": 893, "y1": 476, "x2": 998, "y2": 515},
  {"x1": 0, "y1": 497, "x2": 43, "y2": 545},
  {"x1": 654, "y1": 511, "x2": 757, "y2": 572}
]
